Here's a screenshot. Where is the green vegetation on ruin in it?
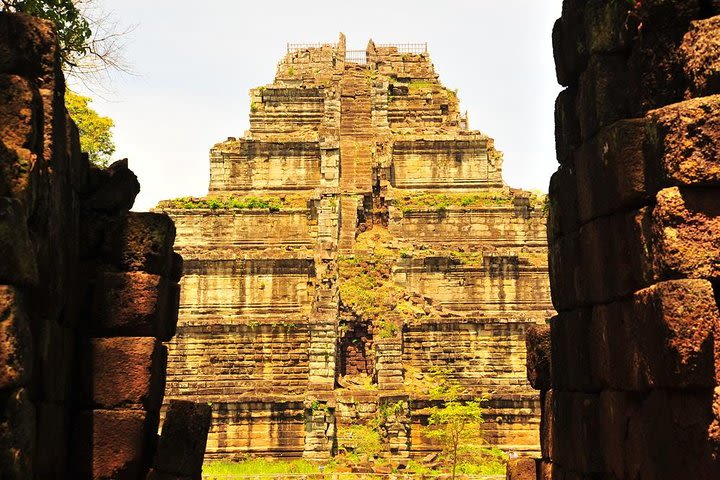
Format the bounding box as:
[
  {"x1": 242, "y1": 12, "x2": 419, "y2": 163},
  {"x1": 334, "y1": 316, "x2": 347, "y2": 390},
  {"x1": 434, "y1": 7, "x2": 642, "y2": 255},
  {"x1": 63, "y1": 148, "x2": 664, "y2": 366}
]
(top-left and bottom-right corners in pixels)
[
  {"x1": 394, "y1": 192, "x2": 514, "y2": 214},
  {"x1": 203, "y1": 456, "x2": 505, "y2": 477},
  {"x1": 338, "y1": 424, "x2": 383, "y2": 459},
  {"x1": 406, "y1": 79, "x2": 437, "y2": 91},
  {"x1": 203, "y1": 458, "x2": 317, "y2": 476},
  {"x1": 338, "y1": 229, "x2": 438, "y2": 330},
  {"x1": 157, "y1": 195, "x2": 309, "y2": 211}
]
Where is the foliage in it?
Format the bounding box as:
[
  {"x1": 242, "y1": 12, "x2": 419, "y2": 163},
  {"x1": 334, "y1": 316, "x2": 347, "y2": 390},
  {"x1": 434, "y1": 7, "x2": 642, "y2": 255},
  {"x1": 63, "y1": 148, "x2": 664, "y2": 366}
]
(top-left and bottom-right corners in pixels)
[
  {"x1": 338, "y1": 255, "x2": 398, "y2": 320},
  {"x1": 376, "y1": 320, "x2": 398, "y2": 339},
  {"x1": 3, "y1": 0, "x2": 91, "y2": 68},
  {"x1": 394, "y1": 192, "x2": 513, "y2": 214},
  {"x1": 65, "y1": 90, "x2": 115, "y2": 167},
  {"x1": 338, "y1": 424, "x2": 382, "y2": 460},
  {"x1": 157, "y1": 195, "x2": 308, "y2": 211},
  {"x1": 202, "y1": 458, "x2": 318, "y2": 475},
  {"x1": 1, "y1": 0, "x2": 131, "y2": 80},
  {"x1": 337, "y1": 253, "x2": 429, "y2": 327},
  {"x1": 425, "y1": 368, "x2": 490, "y2": 480},
  {"x1": 528, "y1": 189, "x2": 549, "y2": 215}
]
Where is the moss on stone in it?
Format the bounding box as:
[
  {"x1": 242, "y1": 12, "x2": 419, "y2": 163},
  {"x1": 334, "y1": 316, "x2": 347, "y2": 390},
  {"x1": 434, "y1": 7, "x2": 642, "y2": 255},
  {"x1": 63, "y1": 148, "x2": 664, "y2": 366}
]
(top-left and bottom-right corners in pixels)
[
  {"x1": 157, "y1": 195, "x2": 308, "y2": 211},
  {"x1": 393, "y1": 192, "x2": 514, "y2": 214}
]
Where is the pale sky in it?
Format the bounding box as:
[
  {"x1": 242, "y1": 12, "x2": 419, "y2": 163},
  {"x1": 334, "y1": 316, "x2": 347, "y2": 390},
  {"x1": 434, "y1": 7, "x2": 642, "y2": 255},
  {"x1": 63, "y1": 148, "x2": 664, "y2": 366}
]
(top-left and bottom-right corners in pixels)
[{"x1": 80, "y1": 0, "x2": 564, "y2": 211}]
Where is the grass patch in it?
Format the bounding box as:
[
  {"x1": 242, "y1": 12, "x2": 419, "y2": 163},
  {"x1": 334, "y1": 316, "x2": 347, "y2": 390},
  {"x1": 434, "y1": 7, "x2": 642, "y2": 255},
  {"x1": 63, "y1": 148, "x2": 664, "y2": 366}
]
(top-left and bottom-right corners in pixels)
[
  {"x1": 203, "y1": 458, "x2": 318, "y2": 475},
  {"x1": 157, "y1": 195, "x2": 308, "y2": 211},
  {"x1": 394, "y1": 192, "x2": 513, "y2": 214}
]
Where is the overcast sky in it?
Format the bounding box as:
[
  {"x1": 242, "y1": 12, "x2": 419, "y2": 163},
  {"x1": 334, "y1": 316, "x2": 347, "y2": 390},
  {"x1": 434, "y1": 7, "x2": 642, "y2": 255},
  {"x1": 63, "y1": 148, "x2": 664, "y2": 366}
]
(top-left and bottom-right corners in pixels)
[{"x1": 79, "y1": 0, "x2": 564, "y2": 211}]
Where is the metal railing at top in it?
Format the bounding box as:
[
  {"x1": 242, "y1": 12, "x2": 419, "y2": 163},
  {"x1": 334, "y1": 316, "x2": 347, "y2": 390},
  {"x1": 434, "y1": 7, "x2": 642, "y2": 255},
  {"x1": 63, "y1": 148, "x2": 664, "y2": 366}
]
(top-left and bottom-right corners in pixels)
[
  {"x1": 286, "y1": 43, "x2": 428, "y2": 55},
  {"x1": 287, "y1": 43, "x2": 336, "y2": 53},
  {"x1": 376, "y1": 43, "x2": 428, "y2": 54},
  {"x1": 345, "y1": 50, "x2": 368, "y2": 65}
]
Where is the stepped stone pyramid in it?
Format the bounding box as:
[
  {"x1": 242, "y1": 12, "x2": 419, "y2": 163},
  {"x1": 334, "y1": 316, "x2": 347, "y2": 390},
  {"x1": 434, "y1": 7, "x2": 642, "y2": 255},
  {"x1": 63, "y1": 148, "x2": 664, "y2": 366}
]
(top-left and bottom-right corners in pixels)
[{"x1": 156, "y1": 34, "x2": 552, "y2": 460}]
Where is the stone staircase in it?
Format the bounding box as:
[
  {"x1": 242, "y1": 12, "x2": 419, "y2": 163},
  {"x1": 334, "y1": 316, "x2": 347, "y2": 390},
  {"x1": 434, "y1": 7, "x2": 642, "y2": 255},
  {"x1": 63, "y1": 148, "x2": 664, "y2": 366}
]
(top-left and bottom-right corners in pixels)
[
  {"x1": 339, "y1": 66, "x2": 374, "y2": 194},
  {"x1": 338, "y1": 195, "x2": 359, "y2": 253},
  {"x1": 338, "y1": 66, "x2": 374, "y2": 252}
]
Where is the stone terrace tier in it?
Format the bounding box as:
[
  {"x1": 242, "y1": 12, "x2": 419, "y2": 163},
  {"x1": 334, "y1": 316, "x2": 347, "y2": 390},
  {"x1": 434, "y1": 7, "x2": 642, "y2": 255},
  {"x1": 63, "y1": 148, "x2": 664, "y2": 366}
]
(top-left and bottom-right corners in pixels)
[{"x1": 157, "y1": 34, "x2": 552, "y2": 461}]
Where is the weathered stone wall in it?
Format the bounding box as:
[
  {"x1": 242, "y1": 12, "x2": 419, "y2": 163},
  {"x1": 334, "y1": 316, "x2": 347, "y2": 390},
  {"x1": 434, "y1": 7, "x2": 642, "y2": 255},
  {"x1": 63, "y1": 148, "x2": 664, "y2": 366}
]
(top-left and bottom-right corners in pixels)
[
  {"x1": 516, "y1": 2, "x2": 720, "y2": 480},
  {"x1": 209, "y1": 140, "x2": 322, "y2": 193},
  {"x1": 159, "y1": 36, "x2": 552, "y2": 462},
  {"x1": 388, "y1": 207, "x2": 547, "y2": 248},
  {"x1": 390, "y1": 138, "x2": 503, "y2": 188},
  {"x1": 0, "y1": 12, "x2": 208, "y2": 480}
]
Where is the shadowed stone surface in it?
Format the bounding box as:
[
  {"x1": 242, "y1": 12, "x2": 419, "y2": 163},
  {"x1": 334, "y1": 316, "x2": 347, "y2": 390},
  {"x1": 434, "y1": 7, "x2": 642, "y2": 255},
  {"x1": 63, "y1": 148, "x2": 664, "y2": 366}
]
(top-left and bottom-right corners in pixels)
[
  {"x1": 511, "y1": 4, "x2": 720, "y2": 480},
  {"x1": 0, "y1": 12, "x2": 206, "y2": 480}
]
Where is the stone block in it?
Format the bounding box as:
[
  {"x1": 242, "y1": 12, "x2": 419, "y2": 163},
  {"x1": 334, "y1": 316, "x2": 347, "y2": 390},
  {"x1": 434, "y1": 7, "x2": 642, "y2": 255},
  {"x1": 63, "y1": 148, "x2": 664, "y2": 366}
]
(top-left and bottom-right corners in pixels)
[
  {"x1": 67, "y1": 115, "x2": 90, "y2": 193},
  {"x1": 598, "y1": 390, "x2": 637, "y2": 480},
  {"x1": 548, "y1": 232, "x2": 580, "y2": 311},
  {"x1": 576, "y1": 214, "x2": 612, "y2": 304},
  {"x1": 91, "y1": 271, "x2": 176, "y2": 340},
  {"x1": 710, "y1": 386, "x2": 720, "y2": 451},
  {"x1": 525, "y1": 324, "x2": 551, "y2": 391},
  {"x1": 553, "y1": 0, "x2": 588, "y2": 86},
  {"x1": 646, "y1": 95, "x2": 720, "y2": 186},
  {"x1": 35, "y1": 402, "x2": 68, "y2": 479},
  {"x1": 154, "y1": 400, "x2": 212, "y2": 479},
  {"x1": 34, "y1": 317, "x2": 74, "y2": 402},
  {"x1": 103, "y1": 212, "x2": 177, "y2": 276},
  {"x1": 584, "y1": 0, "x2": 633, "y2": 54},
  {"x1": 626, "y1": 389, "x2": 719, "y2": 480},
  {"x1": 652, "y1": 187, "x2": 720, "y2": 280},
  {"x1": 550, "y1": 310, "x2": 600, "y2": 392},
  {"x1": 552, "y1": 391, "x2": 602, "y2": 475},
  {"x1": 0, "y1": 197, "x2": 38, "y2": 286},
  {"x1": 82, "y1": 159, "x2": 140, "y2": 212},
  {"x1": 0, "y1": 12, "x2": 59, "y2": 84},
  {"x1": 577, "y1": 54, "x2": 629, "y2": 140},
  {"x1": 554, "y1": 88, "x2": 580, "y2": 165},
  {"x1": 632, "y1": 279, "x2": 718, "y2": 388},
  {"x1": 163, "y1": 282, "x2": 180, "y2": 340},
  {"x1": 0, "y1": 286, "x2": 32, "y2": 390},
  {"x1": 680, "y1": 16, "x2": 720, "y2": 97},
  {"x1": 540, "y1": 390, "x2": 554, "y2": 461},
  {"x1": 169, "y1": 252, "x2": 183, "y2": 282},
  {"x1": 537, "y1": 460, "x2": 552, "y2": 480},
  {"x1": 635, "y1": 0, "x2": 704, "y2": 33},
  {"x1": 0, "y1": 74, "x2": 41, "y2": 154},
  {"x1": 575, "y1": 118, "x2": 653, "y2": 223},
  {"x1": 82, "y1": 337, "x2": 167, "y2": 411},
  {"x1": 590, "y1": 301, "x2": 643, "y2": 391},
  {"x1": 575, "y1": 207, "x2": 653, "y2": 305},
  {"x1": 0, "y1": 388, "x2": 35, "y2": 480},
  {"x1": 505, "y1": 457, "x2": 536, "y2": 480},
  {"x1": 626, "y1": 26, "x2": 688, "y2": 116},
  {"x1": 73, "y1": 409, "x2": 153, "y2": 480},
  {"x1": 0, "y1": 141, "x2": 36, "y2": 204}
]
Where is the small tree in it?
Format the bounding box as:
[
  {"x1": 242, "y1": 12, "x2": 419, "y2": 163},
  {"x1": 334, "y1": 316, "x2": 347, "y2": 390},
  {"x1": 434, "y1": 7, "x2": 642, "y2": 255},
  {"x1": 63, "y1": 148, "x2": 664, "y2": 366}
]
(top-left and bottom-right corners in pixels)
[
  {"x1": 424, "y1": 368, "x2": 488, "y2": 480},
  {"x1": 65, "y1": 90, "x2": 115, "y2": 167},
  {"x1": 426, "y1": 400, "x2": 484, "y2": 480}
]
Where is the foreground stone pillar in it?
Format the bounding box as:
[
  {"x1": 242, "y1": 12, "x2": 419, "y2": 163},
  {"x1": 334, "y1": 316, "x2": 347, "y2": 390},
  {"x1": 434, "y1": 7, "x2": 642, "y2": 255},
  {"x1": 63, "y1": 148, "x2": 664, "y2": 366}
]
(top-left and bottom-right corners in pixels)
[
  {"x1": 530, "y1": 3, "x2": 720, "y2": 480},
  {"x1": 148, "y1": 400, "x2": 212, "y2": 480},
  {"x1": 0, "y1": 11, "x2": 202, "y2": 480}
]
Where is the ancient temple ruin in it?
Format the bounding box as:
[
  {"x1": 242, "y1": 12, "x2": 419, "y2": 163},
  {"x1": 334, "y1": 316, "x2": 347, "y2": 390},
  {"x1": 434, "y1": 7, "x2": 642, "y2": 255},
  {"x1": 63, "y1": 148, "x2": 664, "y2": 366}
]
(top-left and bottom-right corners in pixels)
[{"x1": 157, "y1": 35, "x2": 552, "y2": 460}]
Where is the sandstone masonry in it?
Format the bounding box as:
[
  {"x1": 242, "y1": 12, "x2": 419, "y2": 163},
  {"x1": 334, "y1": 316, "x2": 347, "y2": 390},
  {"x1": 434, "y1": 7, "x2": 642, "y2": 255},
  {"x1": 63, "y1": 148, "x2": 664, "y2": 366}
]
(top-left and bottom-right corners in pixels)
[
  {"x1": 0, "y1": 12, "x2": 209, "y2": 480},
  {"x1": 158, "y1": 35, "x2": 552, "y2": 461},
  {"x1": 515, "y1": 2, "x2": 720, "y2": 480}
]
